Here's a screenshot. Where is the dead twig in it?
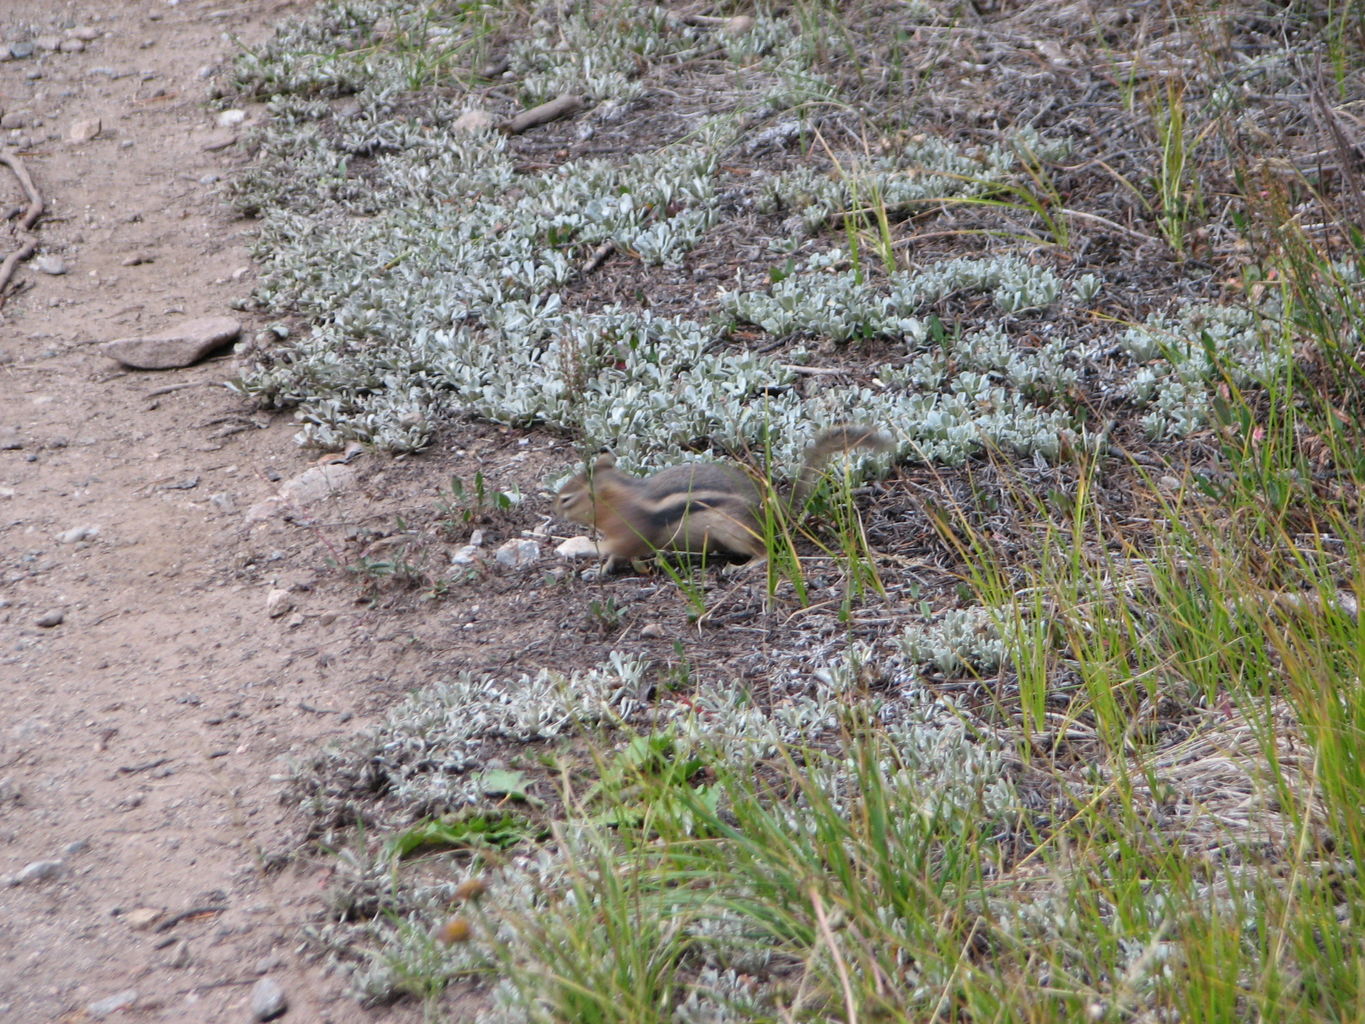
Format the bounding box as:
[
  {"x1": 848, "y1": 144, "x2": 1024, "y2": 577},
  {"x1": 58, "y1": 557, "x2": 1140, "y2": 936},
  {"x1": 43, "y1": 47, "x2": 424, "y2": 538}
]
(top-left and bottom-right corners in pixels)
[
  {"x1": 581, "y1": 240, "x2": 615, "y2": 277},
  {"x1": 0, "y1": 237, "x2": 37, "y2": 299},
  {"x1": 0, "y1": 151, "x2": 44, "y2": 299},
  {"x1": 1, "y1": 151, "x2": 44, "y2": 229},
  {"x1": 501, "y1": 93, "x2": 584, "y2": 135}
]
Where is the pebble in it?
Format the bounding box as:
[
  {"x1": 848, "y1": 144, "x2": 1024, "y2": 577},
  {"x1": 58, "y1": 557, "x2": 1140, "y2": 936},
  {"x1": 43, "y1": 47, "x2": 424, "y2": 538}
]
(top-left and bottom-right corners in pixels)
[
  {"x1": 249, "y1": 977, "x2": 288, "y2": 1021},
  {"x1": 494, "y1": 538, "x2": 540, "y2": 569},
  {"x1": 123, "y1": 906, "x2": 163, "y2": 930},
  {"x1": 166, "y1": 939, "x2": 192, "y2": 968},
  {"x1": 86, "y1": 989, "x2": 138, "y2": 1019},
  {"x1": 71, "y1": 26, "x2": 101, "y2": 42},
  {"x1": 9, "y1": 42, "x2": 33, "y2": 59},
  {"x1": 101, "y1": 315, "x2": 241, "y2": 370},
  {"x1": 216, "y1": 108, "x2": 246, "y2": 127},
  {"x1": 35, "y1": 254, "x2": 67, "y2": 276},
  {"x1": 58, "y1": 38, "x2": 85, "y2": 54},
  {"x1": 452, "y1": 109, "x2": 495, "y2": 133},
  {"x1": 11, "y1": 858, "x2": 63, "y2": 884},
  {"x1": 555, "y1": 535, "x2": 601, "y2": 560},
  {"x1": 34, "y1": 35, "x2": 62, "y2": 53},
  {"x1": 35, "y1": 609, "x2": 65, "y2": 628},
  {"x1": 265, "y1": 588, "x2": 293, "y2": 618},
  {"x1": 56, "y1": 525, "x2": 98, "y2": 544},
  {"x1": 200, "y1": 129, "x2": 237, "y2": 152},
  {"x1": 69, "y1": 118, "x2": 101, "y2": 143},
  {"x1": 450, "y1": 544, "x2": 480, "y2": 566},
  {"x1": 1, "y1": 111, "x2": 27, "y2": 130}
]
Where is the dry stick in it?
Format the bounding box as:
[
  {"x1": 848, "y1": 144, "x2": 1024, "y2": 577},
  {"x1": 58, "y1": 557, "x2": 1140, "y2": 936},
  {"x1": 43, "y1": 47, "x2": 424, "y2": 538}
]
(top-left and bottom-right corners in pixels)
[
  {"x1": 1, "y1": 152, "x2": 44, "y2": 229},
  {"x1": 501, "y1": 93, "x2": 584, "y2": 135},
  {"x1": 0, "y1": 151, "x2": 44, "y2": 298},
  {"x1": 580, "y1": 240, "x2": 615, "y2": 276}
]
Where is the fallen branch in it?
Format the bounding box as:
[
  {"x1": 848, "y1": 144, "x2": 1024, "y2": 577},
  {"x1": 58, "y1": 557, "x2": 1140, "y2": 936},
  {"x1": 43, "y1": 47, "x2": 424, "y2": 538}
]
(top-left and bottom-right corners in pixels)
[
  {"x1": 0, "y1": 151, "x2": 44, "y2": 229},
  {"x1": 581, "y1": 240, "x2": 615, "y2": 277},
  {"x1": 0, "y1": 151, "x2": 44, "y2": 298},
  {"x1": 501, "y1": 93, "x2": 584, "y2": 135},
  {"x1": 0, "y1": 237, "x2": 37, "y2": 298}
]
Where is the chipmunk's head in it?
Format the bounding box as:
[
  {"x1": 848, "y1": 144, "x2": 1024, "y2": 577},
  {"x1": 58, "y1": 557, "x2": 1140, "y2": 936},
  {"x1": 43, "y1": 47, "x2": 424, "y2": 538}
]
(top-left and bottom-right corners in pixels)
[{"x1": 553, "y1": 454, "x2": 617, "y2": 525}]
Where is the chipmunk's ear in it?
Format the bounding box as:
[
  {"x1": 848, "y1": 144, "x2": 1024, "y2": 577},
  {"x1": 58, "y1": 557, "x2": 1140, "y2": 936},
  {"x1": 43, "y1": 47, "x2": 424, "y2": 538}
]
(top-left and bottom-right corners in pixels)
[{"x1": 591, "y1": 453, "x2": 617, "y2": 472}]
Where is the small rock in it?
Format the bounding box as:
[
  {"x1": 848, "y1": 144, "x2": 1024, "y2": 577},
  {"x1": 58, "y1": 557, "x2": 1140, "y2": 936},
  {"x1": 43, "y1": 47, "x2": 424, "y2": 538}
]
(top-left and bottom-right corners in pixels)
[
  {"x1": 555, "y1": 536, "x2": 601, "y2": 560},
  {"x1": 34, "y1": 34, "x2": 62, "y2": 52},
  {"x1": 35, "y1": 609, "x2": 64, "y2": 628},
  {"x1": 452, "y1": 109, "x2": 495, "y2": 133},
  {"x1": 0, "y1": 431, "x2": 21, "y2": 450},
  {"x1": 723, "y1": 15, "x2": 756, "y2": 35},
  {"x1": 245, "y1": 463, "x2": 358, "y2": 524},
  {"x1": 250, "y1": 977, "x2": 288, "y2": 1021},
  {"x1": 216, "y1": 108, "x2": 246, "y2": 127},
  {"x1": 58, "y1": 38, "x2": 85, "y2": 54},
  {"x1": 86, "y1": 989, "x2": 138, "y2": 1019},
  {"x1": 640, "y1": 622, "x2": 666, "y2": 639},
  {"x1": 13, "y1": 859, "x2": 63, "y2": 884},
  {"x1": 198, "y1": 173, "x2": 219, "y2": 185},
  {"x1": 123, "y1": 906, "x2": 163, "y2": 930},
  {"x1": 64, "y1": 839, "x2": 90, "y2": 855},
  {"x1": 101, "y1": 316, "x2": 241, "y2": 370},
  {"x1": 35, "y1": 254, "x2": 66, "y2": 275},
  {"x1": 121, "y1": 253, "x2": 154, "y2": 266},
  {"x1": 494, "y1": 538, "x2": 540, "y2": 569},
  {"x1": 200, "y1": 129, "x2": 236, "y2": 152},
  {"x1": 166, "y1": 939, "x2": 192, "y2": 968},
  {"x1": 56, "y1": 525, "x2": 98, "y2": 544},
  {"x1": 69, "y1": 118, "x2": 101, "y2": 142},
  {"x1": 450, "y1": 544, "x2": 480, "y2": 566},
  {"x1": 0, "y1": 110, "x2": 24, "y2": 130},
  {"x1": 265, "y1": 588, "x2": 294, "y2": 618},
  {"x1": 9, "y1": 42, "x2": 33, "y2": 59},
  {"x1": 71, "y1": 26, "x2": 101, "y2": 42}
]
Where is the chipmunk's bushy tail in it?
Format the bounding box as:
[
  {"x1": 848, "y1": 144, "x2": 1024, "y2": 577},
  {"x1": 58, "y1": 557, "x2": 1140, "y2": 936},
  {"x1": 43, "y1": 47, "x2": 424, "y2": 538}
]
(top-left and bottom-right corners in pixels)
[{"x1": 791, "y1": 424, "x2": 893, "y2": 507}]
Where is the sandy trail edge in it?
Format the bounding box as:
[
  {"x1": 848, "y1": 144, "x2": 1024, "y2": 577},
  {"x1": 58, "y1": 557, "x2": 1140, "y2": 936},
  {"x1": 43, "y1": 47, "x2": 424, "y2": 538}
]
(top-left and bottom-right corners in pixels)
[{"x1": 1, "y1": 2, "x2": 412, "y2": 1020}]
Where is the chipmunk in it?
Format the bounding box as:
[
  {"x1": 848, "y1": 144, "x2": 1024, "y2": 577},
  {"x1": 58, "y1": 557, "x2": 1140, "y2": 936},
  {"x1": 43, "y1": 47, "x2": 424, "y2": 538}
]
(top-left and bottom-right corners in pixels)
[{"x1": 554, "y1": 426, "x2": 892, "y2": 571}]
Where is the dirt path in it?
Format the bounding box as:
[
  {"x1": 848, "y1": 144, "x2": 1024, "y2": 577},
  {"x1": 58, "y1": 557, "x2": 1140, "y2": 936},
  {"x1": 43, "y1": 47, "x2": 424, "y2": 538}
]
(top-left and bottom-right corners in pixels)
[{"x1": 0, "y1": 2, "x2": 416, "y2": 1019}]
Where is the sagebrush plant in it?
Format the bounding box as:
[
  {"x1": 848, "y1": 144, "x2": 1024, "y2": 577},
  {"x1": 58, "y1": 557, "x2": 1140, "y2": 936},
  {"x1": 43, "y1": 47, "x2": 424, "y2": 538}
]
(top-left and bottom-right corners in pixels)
[{"x1": 239, "y1": 0, "x2": 1365, "y2": 1019}]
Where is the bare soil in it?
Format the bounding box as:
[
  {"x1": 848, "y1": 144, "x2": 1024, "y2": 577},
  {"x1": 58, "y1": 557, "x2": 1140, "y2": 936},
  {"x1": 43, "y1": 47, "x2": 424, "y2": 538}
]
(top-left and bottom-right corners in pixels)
[{"x1": 0, "y1": 2, "x2": 426, "y2": 1020}]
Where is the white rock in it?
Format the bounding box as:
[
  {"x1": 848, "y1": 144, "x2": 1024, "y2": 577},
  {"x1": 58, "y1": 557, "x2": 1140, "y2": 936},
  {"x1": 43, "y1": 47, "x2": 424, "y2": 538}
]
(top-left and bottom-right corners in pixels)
[
  {"x1": 56, "y1": 525, "x2": 98, "y2": 544},
  {"x1": 250, "y1": 977, "x2": 288, "y2": 1021},
  {"x1": 69, "y1": 118, "x2": 101, "y2": 142},
  {"x1": 450, "y1": 544, "x2": 480, "y2": 566},
  {"x1": 86, "y1": 989, "x2": 138, "y2": 1019},
  {"x1": 71, "y1": 26, "x2": 101, "y2": 42},
  {"x1": 200, "y1": 129, "x2": 237, "y2": 151},
  {"x1": 265, "y1": 588, "x2": 293, "y2": 618},
  {"x1": 216, "y1": 108, "x2": 246, "y2": 127},
  {"x1": 495, "y1": 538, "x2": 541, "y2": 568},
  {"x1": 13, "y1": 859, "x2": 63, "y2": 884},
  {"x1": 58, "y1": 38, "x2": 85, "y2": 53},
  {"x1": 101, "y1": 316, "x2": 241, "y2": 369},
  {"x1": 452, "y1": 109, "x2": 495, "y2": 133},
  {"x1": 35, "y1": 254, "x2": 66, "y2": 275},
  {"x1": 555, "y1": 535, "x2": 601, "y2": 560}
]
